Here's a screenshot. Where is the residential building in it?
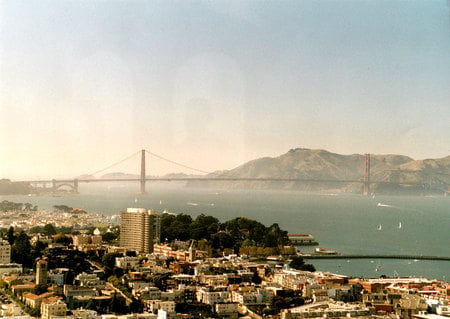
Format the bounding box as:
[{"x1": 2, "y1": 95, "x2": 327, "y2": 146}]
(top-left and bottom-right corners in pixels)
[
  {"x1": 215, "y1": 302, "x2": 239, "y2": 319},
  {"x1": 40, "y1": 299, "x2": 67, "y2": 319},
  {"x1": 0, "y1": 239, "x2": 11, "y2": 264},
  {"x1": 120, "y1": 208, "x2": 161, "y2": 253},
  {"x1": 115, "y1": 256, "x2": 140, "y2": 270}
]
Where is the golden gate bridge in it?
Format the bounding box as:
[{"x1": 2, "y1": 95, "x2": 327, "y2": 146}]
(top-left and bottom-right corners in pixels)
[{"x1": 15, "y1": 150, "x2": 448, "y2": 195}]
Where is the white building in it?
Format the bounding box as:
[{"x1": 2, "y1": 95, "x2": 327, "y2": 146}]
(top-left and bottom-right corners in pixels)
[
  {"x1": 197, "y1": 286, "x2": 231, "y2": 305},
  {"x1": 0, "y1": 263, "x2": 22, "y2": 275},
  {"x1": 40, "y1": 300, "x2": 67, "y2": 319},
  {"x1": 215, "y1": 302, "x2": 239, "y2": 319},
  {"x1": 145, "y1": 300, "x2": 176, "y2": 314},
  {"x1": 75, "y1": 272, "x2": 105, "y2": 289},
  {"x1": 72, "y1": 308, "x2": 101, "y2": 319},
  {"x1": 115, "y1": 256, "x2": 140, "y2": 270}
]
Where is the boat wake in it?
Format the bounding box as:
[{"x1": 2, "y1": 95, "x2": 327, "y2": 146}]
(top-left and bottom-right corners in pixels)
[
  {"x1": 187, "y1": 202, "x2": 199, "y2": 206},
  {"x1": 377, "y1": 203, "x2": 394, "y2": 208}
]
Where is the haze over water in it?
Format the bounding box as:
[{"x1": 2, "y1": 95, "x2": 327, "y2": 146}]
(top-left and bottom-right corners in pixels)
[{"x1": 3, "y1": 184, "x2": 449, "y2": 280}]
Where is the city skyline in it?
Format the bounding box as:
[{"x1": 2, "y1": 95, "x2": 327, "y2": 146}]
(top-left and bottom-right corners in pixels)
[{"x1": 1, "y1": 1, "x2": 449, "y2": 179}]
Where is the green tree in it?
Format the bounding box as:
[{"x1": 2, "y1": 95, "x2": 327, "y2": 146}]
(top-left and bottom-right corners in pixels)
[
  {"x1": 7, "y1": 226, "x2": 15, "y2": 245},
  {"x1": 53, "y1": 205, "x2": 72, "y2": 213},
  {"x1": 11, "y1": 231, "x2": 33, "y2": 268},
  {"x1": 32, "y1": 240, "x2": 48, "y2": 260},
  {"x1": 54, "y1": 234, "x2": 73, "y2": 246},
  {"x1": 29, "y1": 226, "x2": 44, "y2": 234},
  {"x1": 43, "y1": 224, "x2": 57, "y2": 236},
  {"x1": 289, "y1": 256, "x2": 316, "y2": 272},
  {"x1": 107, "y1": 275, "x2": 120, "y2": 286},
  {"x1": 102, "y1": 252, "x2": 123, "y2": 277},
  {"x1": 102, "y1": 232, "x2": 117, "y2": 243},
  {"x1": 190, "y1": 214, "x2": 219, "y2": 240},
  {"x1": 211, "y1": 232, "x2": 235, "y2": 250}
]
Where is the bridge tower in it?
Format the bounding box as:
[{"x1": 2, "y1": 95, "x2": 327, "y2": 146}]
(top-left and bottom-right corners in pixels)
[
  {"x1": 363, "y1": 153, "x2": 370, "y2": 196},
  {"x1": 140, "y1": 149, "x2": 146, "y2": 194}
]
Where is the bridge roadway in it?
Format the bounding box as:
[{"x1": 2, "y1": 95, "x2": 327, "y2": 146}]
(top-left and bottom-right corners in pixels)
[
  {"x1": 21, "y1": 177, "x2": 434, "y2": 186},
  {"x1": 299, "y1": 254, "x2": 450, "y2": 261}
]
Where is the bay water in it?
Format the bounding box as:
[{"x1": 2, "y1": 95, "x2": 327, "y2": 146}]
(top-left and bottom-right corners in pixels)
[{"x1": 3, "y1": 183, "x2": 449, "y2": 280}]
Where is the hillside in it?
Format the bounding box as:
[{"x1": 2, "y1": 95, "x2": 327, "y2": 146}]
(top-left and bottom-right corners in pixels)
[{"x1": 187, "y1": 149, "x2": 450, "y2": 195}]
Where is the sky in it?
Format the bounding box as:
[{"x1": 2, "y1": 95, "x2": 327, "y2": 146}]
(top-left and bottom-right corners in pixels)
[{"x1": 1, "y1": 0, "x2": 449, "y2": 179}]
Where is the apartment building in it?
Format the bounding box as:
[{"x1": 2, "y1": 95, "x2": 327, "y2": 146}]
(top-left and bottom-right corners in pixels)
[{"x1": 120, "y1": 208, "x2": 161, "y2": 253}]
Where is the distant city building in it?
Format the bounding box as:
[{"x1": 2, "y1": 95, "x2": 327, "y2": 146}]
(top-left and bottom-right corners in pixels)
[
  {"x1": 120, "y1": 208, "x2": 161, "y2": 253},
  {"x1": 0, "y1": 239, "x2": 11, "y2": 264}
]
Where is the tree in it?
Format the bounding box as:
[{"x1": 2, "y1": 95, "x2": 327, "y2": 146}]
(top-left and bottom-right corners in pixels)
[
  {"x1": 107, "y1": 275, "x2": 120, "y2": 286},
  {"x1": 211, "y1": 232, "x2": 235, "y2": 250},
  {"x1": 54, "y1": 234, "x2": 73, "y2": 246},
  {"x1": 289, "y1": 256, "x2": 316, "y2": 272},
  {"x1": 102, "y1": 252, "x2": 123, "y2": 277},
  {"x1": 7, "y1": 226, "x2": 15, "y2": 245},
  {"x1": 289, "y1": 256, "x2": 306, "y2": 269},
  {"x1": 32, "y1": 240, "x2": 48, "y2": 260},
  {"x1": 102, "y1": 232, "x2": 117, "y2": 243},
  {"x1": 43, "y1": 224, "x2": 57, "y2": 236},
  {"x1": 11, "y1": 231, "x2": 33, "y2": 268},
  {"x1": 53, "y1": 205, "x2": 72, "y2": 213}
]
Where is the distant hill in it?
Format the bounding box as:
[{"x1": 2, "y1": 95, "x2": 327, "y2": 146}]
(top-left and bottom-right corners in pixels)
[
  {"x1": 100, "y1": 172, "x2": 139, "y2": 179},
  {"x1": 0, "y1": 179, "x2": 32, "y2": 195},
  {"x1": 187, "y1": 148, "x2": 450, "y2": 195}
]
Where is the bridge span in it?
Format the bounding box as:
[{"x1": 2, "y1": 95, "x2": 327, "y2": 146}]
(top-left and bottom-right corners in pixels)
[
  {"x1": 299, "y1": 254, "x2": 450, "y2": 261},
  {"x1": 16, "y1": 149, "x2": 449, "y2": 195}
]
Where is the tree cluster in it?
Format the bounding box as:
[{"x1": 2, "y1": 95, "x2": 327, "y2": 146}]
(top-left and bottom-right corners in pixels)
[
  {"x1": 160, "y1": 214, "x2": 290, "y2": 256},
  {"x1": 7, "y1": 227, "x2": 44, "y2": 268},
  {"x1": 0, "y1": 200, "x2": 37, "y2": 212},
  {"x1": 288, "y1": 256, "x2": 316, "y2": 272}
]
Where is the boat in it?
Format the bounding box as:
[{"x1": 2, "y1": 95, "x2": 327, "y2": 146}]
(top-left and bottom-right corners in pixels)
[
  {"x1": 266, "y1": 255, "x2": 284, "y2": 261},
  {"x1": 315, "y1": 247, "x2": 337, "y2": 255},
  {"x1": 377, "y1": 224, "x2": 382, "y2": 230},
  {"x1": 398, "y1": 222, "x2": 402, "y2": 229}
]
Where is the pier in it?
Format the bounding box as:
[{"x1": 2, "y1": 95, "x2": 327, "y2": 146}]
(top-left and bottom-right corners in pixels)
[
  {"x1": 288, "y1": 234, "x2": 318, "y2": 245},
  {"x1": 299, "y1": 254, "x2": 450, "y2": 261}
]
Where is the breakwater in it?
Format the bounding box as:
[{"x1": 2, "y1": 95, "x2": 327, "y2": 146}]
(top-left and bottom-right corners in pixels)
[{"x1": 300, "y1": 254, "x2": 450, "y2": 261}]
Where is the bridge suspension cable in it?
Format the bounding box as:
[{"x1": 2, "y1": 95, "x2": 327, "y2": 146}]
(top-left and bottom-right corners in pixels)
[
  {"x1": 88, "y1": 150, "x2": 142, "y2": 176},
  {"x1": 145, "y1": 150, "x2": 211, "y2": 175}
]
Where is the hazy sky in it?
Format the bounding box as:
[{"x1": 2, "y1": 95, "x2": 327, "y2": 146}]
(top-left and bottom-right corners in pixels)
[{"x1": 1, "y1": 0, "x2": 449, "y2": 179}]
